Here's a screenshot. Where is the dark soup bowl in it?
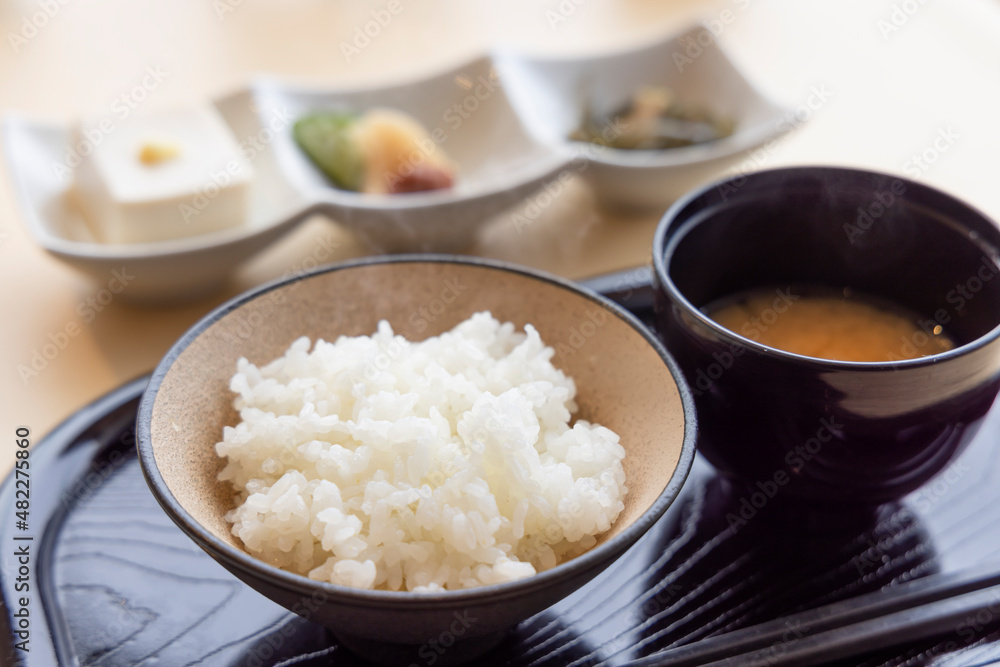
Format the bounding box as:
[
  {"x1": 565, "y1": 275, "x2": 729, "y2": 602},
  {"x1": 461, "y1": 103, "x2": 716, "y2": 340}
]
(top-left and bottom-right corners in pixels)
[{"x1": 653, "y1": 166, "x2": 1000, "y2": 505}]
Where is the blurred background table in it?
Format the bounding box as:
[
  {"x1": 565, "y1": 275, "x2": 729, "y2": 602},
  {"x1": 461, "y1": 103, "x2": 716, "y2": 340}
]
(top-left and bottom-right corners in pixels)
[{"x1": 2, "y1": 0, "x2": 1000, "y2": 474}]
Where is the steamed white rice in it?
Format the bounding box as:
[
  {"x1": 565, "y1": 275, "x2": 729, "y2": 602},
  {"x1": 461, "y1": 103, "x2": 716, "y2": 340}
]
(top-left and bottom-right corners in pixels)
[{"x1": 216, "y1": 311, "x2": 626, "y2": 592}]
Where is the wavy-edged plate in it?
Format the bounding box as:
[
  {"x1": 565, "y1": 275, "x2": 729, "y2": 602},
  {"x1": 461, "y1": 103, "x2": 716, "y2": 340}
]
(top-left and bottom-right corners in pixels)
[
  {"x1": 495, "y1": 22, "x2": 797, "y2": 208},
  {"x1": 2, "y1": 21, "x2": 798, "y2": 301},
  {"x1": 258, "y1": 56, "x2": 572, "y2": 254}
]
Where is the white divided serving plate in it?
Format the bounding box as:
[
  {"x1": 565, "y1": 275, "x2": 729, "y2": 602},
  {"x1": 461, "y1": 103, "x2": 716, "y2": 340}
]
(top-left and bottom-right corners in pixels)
[{"x1": 3, "y1": 21, "x2": 795, "y2": 302}]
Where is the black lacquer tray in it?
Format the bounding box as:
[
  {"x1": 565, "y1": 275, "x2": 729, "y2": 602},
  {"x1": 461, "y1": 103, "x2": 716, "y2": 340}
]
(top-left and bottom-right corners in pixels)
[{"x1": 5, "y1": 272, "x2": 1000, "y2": 666}]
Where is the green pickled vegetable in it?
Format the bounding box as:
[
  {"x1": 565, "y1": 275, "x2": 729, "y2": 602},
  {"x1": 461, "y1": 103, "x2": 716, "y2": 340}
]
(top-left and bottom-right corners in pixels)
[
  {"x1": 293, "y1": 113, "x2": 365, "y2": 191},
  {"x1": 569, "y1": 86, "x2": 735, "y2": 151}
]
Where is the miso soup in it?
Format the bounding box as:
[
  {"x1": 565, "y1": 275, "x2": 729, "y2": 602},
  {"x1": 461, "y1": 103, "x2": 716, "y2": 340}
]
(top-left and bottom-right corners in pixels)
[{"x1": 705, "y1": 287, "x2": 954, "y2": 362}]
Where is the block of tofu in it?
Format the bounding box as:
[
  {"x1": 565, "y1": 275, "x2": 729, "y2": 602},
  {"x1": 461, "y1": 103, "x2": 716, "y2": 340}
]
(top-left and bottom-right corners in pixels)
[{"x1": 73, "y1": 105, "x2": 253, "y2": 244}]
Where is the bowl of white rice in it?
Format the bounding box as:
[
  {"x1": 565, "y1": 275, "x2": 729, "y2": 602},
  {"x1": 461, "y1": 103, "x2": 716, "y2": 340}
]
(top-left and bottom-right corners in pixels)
[{"x1": 136, "y1": 255, "x2": 696, "y2": 665}]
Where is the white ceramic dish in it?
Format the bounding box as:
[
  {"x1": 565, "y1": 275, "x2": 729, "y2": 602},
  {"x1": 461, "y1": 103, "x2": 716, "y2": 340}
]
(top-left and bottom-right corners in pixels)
[
  {"x1": 260, "y1": 56, "x2": 572, "y2": 253},
  {"x1": 2, "y1": 90, "x2": 316, "y2": 302},
  {"x1": 3, "y1": 22, "x2": 794, "y2": 301},
  {"x1": 495, "y1": 23, "x2": 796, "y2": 209}
]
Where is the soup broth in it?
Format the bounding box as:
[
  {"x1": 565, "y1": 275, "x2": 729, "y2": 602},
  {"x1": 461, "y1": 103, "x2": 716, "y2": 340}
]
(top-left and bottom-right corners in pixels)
[{"x1": 705, "y1": 287, "x2": 955, "y2": 362}]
